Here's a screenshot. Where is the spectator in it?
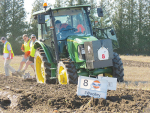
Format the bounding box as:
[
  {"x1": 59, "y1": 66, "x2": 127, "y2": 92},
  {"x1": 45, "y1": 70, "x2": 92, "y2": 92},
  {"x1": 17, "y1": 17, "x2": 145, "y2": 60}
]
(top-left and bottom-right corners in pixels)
[
  {"x1": 17, "y1": 34, "x2": 34, "y2": 74},
  {"x1": 1, "y1": 37, "x2": 17, "y2": 76},
  {"x1": 18, "y1": 34, "x2": 37, "y2": 76}
]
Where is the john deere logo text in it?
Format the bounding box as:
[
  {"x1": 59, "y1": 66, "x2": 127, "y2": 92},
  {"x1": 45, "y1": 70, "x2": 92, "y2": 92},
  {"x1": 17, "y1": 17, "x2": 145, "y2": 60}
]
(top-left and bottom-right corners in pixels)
[{"x1": 92, "y1": 80, "x2": 101, "y2": 89}]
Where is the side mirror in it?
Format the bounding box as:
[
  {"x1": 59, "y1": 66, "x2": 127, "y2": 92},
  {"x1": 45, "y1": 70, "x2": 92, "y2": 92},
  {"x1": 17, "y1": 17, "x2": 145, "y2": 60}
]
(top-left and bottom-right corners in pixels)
[
  {"x1": 110, "y1": 29, "x2": 115, "y2": 36},
  {"x1": 34, "y1": 16, "x2": 37, "y2": 20},
  {"x1": 97, "y1": 8, "x2": 103, "y2": 17},
  {"x1": 38, "y1": 14, "x2": 45, "y2": 24}
]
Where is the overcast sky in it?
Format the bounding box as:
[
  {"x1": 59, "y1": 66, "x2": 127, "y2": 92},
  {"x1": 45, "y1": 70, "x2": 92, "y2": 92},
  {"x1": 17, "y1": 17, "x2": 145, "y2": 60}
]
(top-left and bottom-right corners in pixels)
[
  {"x1": 24, "y1": 0, "x2": 101, "y2": 22},
  {"x1": 24, "y1": 0, "x2": 55, "y2": 22}
]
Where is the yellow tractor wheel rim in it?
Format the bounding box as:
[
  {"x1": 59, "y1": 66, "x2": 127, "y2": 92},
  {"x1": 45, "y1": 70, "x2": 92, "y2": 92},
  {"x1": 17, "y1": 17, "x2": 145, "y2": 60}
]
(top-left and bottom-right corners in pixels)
[
  {"x1": 36, "y1": 56, "x2": 45, "y2": 83},
  {"x1": 58, "y1": 66, "x2": 67, "y2": 84}
]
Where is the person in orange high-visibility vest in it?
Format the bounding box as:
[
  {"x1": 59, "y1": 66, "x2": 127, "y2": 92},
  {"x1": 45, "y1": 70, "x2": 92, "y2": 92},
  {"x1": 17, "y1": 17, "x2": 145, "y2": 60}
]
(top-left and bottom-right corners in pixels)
[
  {"x1": 18, "y1": 34, "x2": 37, "y2": 76},
  {"x1": 1, "y1": 37, "x2": 17, "y2": 76},
  {"x1": 77, "y1": 24, "x2": 85, "y2": 33},
  {"x1": 76, "y1": 19, "x2": 85, "y2": 33},
  {"x1": 17, "y1": 34, "x2": 34, "y2": 74}
]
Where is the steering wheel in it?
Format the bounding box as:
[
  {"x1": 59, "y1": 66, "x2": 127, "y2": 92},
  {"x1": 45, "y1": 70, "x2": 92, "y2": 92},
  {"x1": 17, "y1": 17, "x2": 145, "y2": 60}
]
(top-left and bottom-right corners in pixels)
[{"x1": 60, "y1": 27, "x2": 78, "y2": 32}]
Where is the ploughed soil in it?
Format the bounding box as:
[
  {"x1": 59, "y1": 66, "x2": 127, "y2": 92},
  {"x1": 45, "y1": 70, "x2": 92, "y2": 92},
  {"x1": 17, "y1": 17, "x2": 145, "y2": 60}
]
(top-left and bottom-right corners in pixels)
[
  {"x1": 122, "y1": 60, "x2": 150, "y2": 67},
  {"x1": 0, "y1": 60, "x2": 150, "y2": 113}
]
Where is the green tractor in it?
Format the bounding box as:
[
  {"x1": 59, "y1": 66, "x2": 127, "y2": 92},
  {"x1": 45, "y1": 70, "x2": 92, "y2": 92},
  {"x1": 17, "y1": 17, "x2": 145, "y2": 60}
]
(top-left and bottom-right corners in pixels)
[{"x1": 33, "y1": 4, "x2": 124, "y2": 84}]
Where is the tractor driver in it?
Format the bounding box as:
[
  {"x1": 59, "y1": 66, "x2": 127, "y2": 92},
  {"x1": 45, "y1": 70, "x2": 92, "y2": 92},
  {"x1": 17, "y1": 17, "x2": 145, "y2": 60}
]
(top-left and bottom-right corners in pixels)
[
  {"x1": 55, "y1": 20, "x2": 72, "y2": 40},
  {"x1": 55, "y1": 20, "x2": 71, "y2": 53},
  {"x1": 55, "y1": 20, "x2": 70, "y2": 33}
]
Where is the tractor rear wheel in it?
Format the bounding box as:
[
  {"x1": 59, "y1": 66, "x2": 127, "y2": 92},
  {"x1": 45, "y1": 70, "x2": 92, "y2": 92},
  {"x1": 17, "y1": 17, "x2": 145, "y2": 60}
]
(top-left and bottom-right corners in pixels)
[
  {"x1": 112, "y1": 52, "x2": 124, "y2": 82},
  {"x1": 34, "y1": 48, "x2": 56, "y2": 84},
  {"x1": 57, "y1": 59, "x2": 78, "y2": 84}
]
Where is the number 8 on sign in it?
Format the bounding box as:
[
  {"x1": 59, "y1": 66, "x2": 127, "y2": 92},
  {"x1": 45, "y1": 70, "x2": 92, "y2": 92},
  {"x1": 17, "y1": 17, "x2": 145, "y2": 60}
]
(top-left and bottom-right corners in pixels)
[
  {"x1": 83, "y1": 80, "x2": 88, "y2": 86},
  {"x1": 80, "y1": 78, "x2": 94, "y2": 89}
]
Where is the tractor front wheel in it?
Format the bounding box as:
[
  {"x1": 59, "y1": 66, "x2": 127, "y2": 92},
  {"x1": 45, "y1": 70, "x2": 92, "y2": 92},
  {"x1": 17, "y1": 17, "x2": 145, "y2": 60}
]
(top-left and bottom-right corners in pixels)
[
  {"x1": 57, "y1": 59, "x2": 78, "y2": 84},
  {"x1": 103, "y1": 52, "x2": 124, "y2": 82},
  {"x1": 112, "y1": 52, "x2": 124, "y2": 82},
  {"x1": 34, "y1": 48, "x2": 55, "y2": 84}
]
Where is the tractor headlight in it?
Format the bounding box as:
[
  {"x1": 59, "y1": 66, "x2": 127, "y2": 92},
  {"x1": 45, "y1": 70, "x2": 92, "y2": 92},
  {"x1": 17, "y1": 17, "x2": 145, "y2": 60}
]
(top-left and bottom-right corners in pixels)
[{"x1": 78, "y1": 44, "x2": 85, "y2": 60}]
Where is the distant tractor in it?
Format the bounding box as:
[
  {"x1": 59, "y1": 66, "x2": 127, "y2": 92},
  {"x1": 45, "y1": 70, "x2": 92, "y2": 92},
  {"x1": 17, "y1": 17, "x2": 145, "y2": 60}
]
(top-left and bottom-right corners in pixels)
[{"x1": 33, "y1": 4, "x2": 124, "y2": 84}]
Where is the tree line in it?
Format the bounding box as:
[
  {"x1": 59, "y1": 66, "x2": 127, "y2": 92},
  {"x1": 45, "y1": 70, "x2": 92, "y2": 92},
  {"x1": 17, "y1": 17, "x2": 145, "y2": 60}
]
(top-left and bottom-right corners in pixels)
[{"x1": 0, "y1": 0, "x2": 149, "y2": 55}]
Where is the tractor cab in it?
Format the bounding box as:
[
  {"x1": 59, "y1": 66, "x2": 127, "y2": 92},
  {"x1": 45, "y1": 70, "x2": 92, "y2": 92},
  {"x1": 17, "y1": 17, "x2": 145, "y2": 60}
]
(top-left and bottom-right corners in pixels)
[
  {"x1": 54, "y1": 8, "x2": 91, "y2": 40},
  {"x1": 33, "y1": 5, "x2": 124, "y2": 84},
  {"x1": 34, "y1": 5, "x2": 118, "y2": 59}
]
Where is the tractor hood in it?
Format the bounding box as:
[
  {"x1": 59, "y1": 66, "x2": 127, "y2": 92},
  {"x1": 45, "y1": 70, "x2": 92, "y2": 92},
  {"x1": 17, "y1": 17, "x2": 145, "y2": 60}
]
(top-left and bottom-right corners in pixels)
[
  {"x1": 67, "y1": 35, "x2": 98, "y2": 63},
  {"x1": 67, "y1": 35, "x2": 98, "y2": 44}
]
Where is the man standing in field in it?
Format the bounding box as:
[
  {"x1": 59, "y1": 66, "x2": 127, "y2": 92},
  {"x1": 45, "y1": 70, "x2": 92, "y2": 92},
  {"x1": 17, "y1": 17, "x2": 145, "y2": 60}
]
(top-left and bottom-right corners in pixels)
[
  {"x1": 1, "y1": 37, "x2": 17, "y2": 76},
  {"x1": 17, "y1": 34, "x2": 34, "y2": 74},
  {"x1": 18, "y1": 34, "x2": 37, "y2": 76}
]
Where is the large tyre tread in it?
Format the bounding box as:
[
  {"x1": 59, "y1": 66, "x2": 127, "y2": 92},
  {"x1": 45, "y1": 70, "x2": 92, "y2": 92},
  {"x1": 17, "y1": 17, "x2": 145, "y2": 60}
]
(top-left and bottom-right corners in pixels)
[
  {"x1": 113, "y1": 52, "x2": 124, "y2": 82},
  {"x1": 35, "y1": 48, "x2": 55, "y2": 84},
  {"x1": 57, "y1": 59, "x2": 78, "y2": 84}
]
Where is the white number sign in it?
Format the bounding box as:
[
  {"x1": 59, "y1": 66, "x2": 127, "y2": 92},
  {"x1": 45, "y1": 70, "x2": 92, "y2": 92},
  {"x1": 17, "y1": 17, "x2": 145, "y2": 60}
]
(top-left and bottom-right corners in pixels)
[
  {"x1": 98, "y1": 47, "x2": 109, "y2": 60},
  {"x1": 77, "y1": 76, "x2": 108, "y2": 99},
  {"x1": 98, "y1": 76, "x2": 117, "y2": 90}
]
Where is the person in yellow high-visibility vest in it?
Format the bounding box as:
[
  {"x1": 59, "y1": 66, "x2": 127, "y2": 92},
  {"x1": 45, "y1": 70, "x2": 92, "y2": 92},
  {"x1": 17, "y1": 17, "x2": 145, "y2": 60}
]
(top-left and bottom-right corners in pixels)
[
  {"x1": 18, "y1": 34, "x2": 37, "y2": 76},
  {"x1": 17, "y1": 34, "x2": 34, "y2": 73},
  {"x1": 1, "y1": 37, "x2": 17, "y2": 76}
]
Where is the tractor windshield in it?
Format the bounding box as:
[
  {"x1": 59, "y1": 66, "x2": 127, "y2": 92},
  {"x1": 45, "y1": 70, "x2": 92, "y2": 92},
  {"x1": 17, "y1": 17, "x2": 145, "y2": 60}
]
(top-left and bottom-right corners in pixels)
[
  {"x1": 90, "y1": 7, "x2": 119, "y2": 49},
  {"x1": 53, "y1": 8, "x2": 91, "y2": 40}
]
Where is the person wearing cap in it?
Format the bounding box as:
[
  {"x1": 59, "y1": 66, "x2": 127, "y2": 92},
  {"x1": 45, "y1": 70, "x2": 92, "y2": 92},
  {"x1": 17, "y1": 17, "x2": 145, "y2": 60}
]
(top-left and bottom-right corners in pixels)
[
  {"x1": 18, "y1": 34, "x2": 37, "y2": 76},
  {"x1": 1, "y1": 37, "x2": 17, "y2": 76},
  {"x1": 17, "y1": 34, "x2": 34, "y2": 74},
  {"x1": 55, "y1": 20, "x2": 70, "y2": 33}
]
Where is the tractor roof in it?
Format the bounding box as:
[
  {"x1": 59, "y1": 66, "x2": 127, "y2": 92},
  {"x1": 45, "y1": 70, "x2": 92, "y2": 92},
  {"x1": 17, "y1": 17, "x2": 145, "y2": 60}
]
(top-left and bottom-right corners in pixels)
[{"x1": 33, "y1": 5, "x2": 91, "y2": 16}]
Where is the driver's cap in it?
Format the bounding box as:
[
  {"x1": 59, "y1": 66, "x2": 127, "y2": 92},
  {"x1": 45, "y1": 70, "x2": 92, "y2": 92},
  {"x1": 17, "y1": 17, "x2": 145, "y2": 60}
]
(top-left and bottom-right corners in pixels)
[{"x1": 55, "y1": 20, "x2": 61, "y2": 24}]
